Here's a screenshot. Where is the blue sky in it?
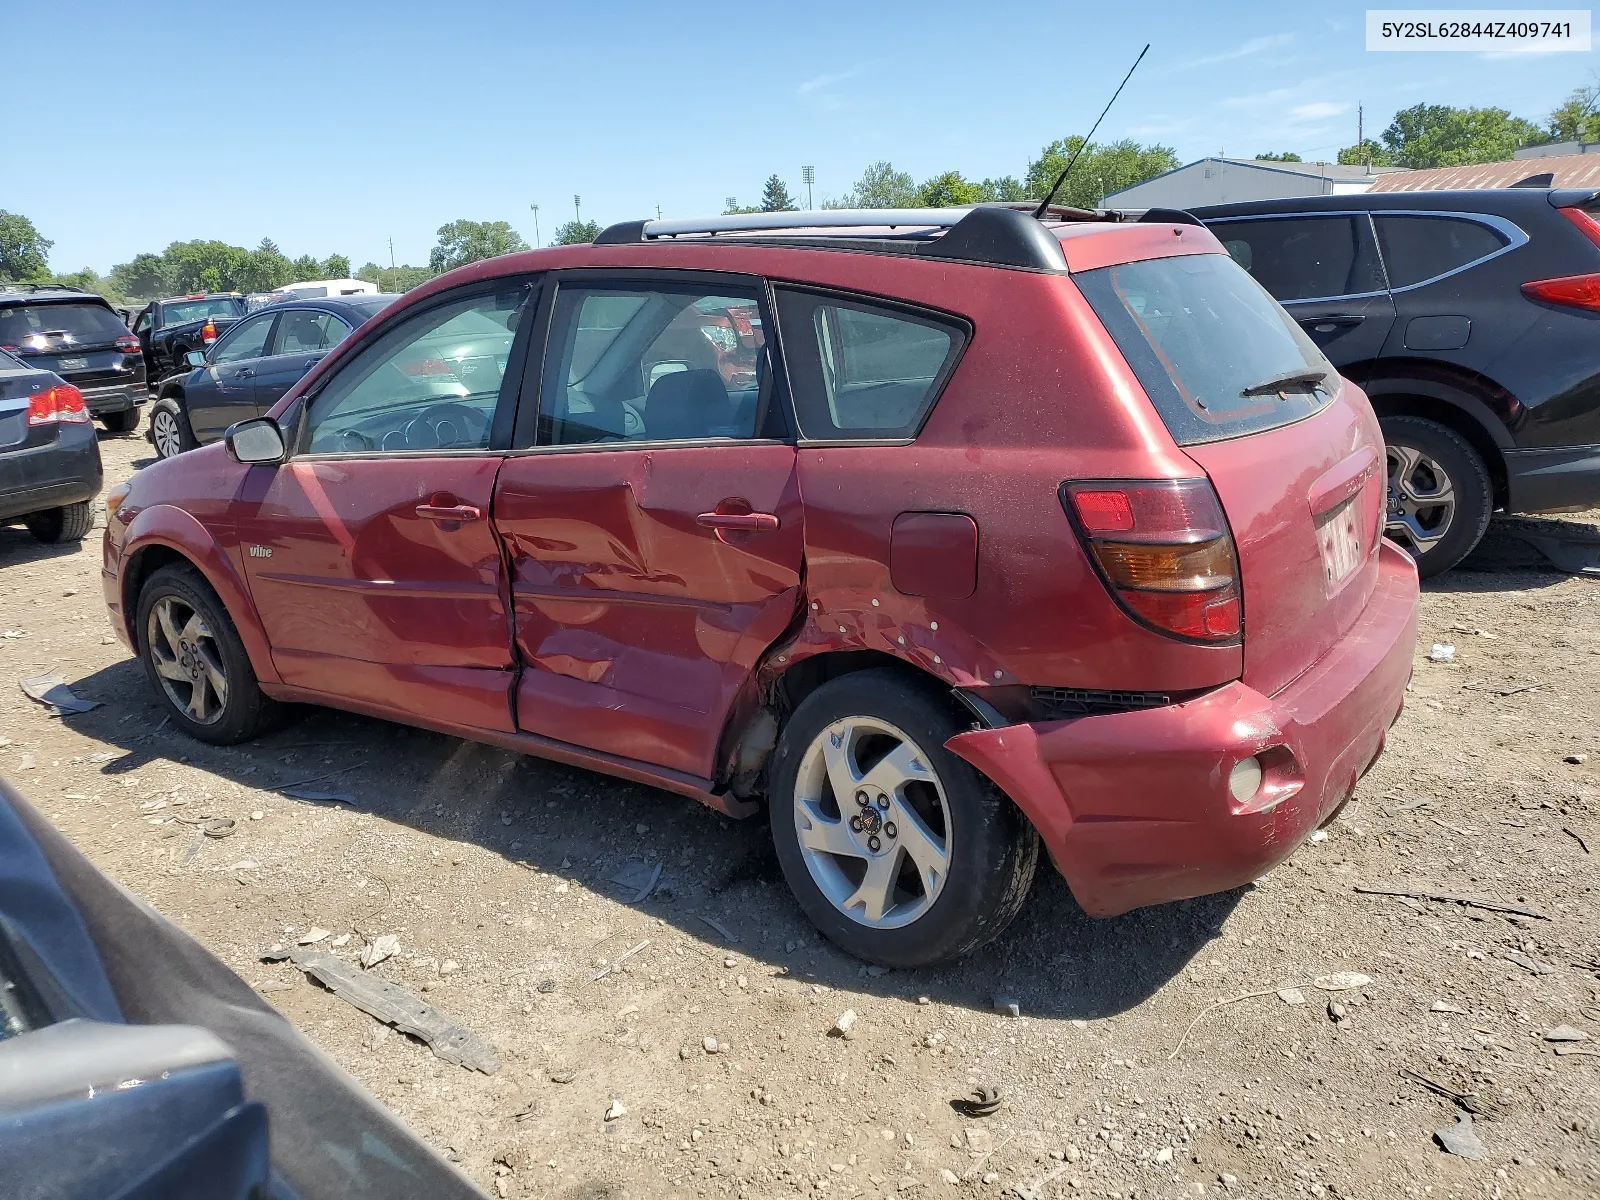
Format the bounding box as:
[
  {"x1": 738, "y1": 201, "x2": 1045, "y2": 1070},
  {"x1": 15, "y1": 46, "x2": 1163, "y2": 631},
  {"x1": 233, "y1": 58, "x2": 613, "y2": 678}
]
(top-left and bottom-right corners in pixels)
[{"x1": 8, "y1": 1, "x2": 1594, "y2": 273}]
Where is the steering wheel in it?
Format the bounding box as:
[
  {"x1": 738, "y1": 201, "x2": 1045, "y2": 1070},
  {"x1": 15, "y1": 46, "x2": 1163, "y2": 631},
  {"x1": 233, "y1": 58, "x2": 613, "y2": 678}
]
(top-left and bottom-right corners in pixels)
[{"x1": 404, "y1": 402, "x2": 490, "y2": 450}]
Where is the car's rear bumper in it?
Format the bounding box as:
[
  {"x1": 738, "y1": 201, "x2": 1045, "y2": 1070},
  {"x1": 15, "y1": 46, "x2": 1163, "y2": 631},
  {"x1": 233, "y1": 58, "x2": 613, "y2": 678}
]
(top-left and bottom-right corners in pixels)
[
  {"x1": 76, "y1": 380, "x2": 146, "y2": 415},
  {"x1": 1504, "y1": 444, "x2": 1600, "y2": 513},
  {"x1": 947, "y1": 539, "x2": 1420, "y2": 917},
  {"x1": 0, "y1": 424, "x2": 103, "y2": 522}
]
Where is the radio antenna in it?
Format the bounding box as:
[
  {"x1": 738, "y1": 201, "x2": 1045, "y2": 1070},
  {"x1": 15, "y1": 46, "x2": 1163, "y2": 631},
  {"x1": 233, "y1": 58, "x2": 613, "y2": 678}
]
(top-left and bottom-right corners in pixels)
[{"x1": 1032, "y1": 43, "x2": 1151, "y2": 218}]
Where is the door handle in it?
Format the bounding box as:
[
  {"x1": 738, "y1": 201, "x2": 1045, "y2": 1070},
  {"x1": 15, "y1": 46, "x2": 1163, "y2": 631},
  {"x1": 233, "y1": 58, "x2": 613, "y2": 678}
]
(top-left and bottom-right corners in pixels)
[
  {"x1": 236, "y1": 368, "x2": 254, "y2": 377},
  {"x1": 416, "y1": 503, "x2": 482, "y2": 522},
  {"x1": 1298, "y1": 314, "x2": 1365, "y2": 330},
  {"x1": 696, "y1": 511, "x2": 779, "y2": 532}
]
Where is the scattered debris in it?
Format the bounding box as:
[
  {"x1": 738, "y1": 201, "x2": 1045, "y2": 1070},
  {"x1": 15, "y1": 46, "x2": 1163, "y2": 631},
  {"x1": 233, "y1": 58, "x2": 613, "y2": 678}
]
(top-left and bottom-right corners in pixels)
[
  {"x1": 1544, "y1": 1025, "x2": 1589, "y2": 1043},
  {"x1": 1328, "y1": 1000, "x2": 1349, "y2": 1024},
  {"x1": 1402, "y1": 1068, "x2": 1481, "y2": 1114},
  {"x1": 697, "y1": 914, "x2": 739, "y2": 944},
  {"x1": 1554, "y1": 1046, "x2": 1600, "y2": 1058},
  {"x1": 297, "y1": 927, "x2": 330, "y2": 946},
  {"x1": 536, "y1": 979, "x2": 556, "y2": 994},
  {"x1": 603, "y1": 1098, "x2": 627, "y2": 1122},
  {"x1": 1504, "y1": 950, "x2": 1555, "y2": 975},
  {"x1": 331, "y1": 933, "x2": 352, "y2": 948},
  {"x1": 274, "y1": 763, "x2": 364, "y2": 794},
  {"x1": 549, "y1": 1069, "x2": 577, "y2": 1084},
  {"x1": 832, "y1": 1009, "x2": 859, "y2": 1039},
  {"x1": 1308, "y1": 829, "x2": 1329, "y2": 843},
  {"x1": 1276, "y1": 987, "x2": 1306, "y2": 1006},
  {"x1": 281, "y1": 789, "x2": 356, "y2": 804},
  {"x1": 1563, "y1": 826, "x2": 1590, "y2": 854},
  {"x1": 360, "y1": 934, "x2": 400, "y2": 969},
  {"x1": 993, "y1": 994, "x2": 1021, "y2": 1018},
  {"x1": 1428, "y1": 643, "x2": 1456, "y2": 663},
  {"x1": 1430, "y1": 817, "x2": 1479, "y2": 836},
  {"x1": 1170, "y1": 988, "x2": 1286, "y2": 1058},
  {"x1": 19, "y1": 674, "x2": 100, "y2": 716},
  {"x1": 1564, "y1": 752, "x2": 1589, "y2": 765},
  {"x1": 1383, "y1": 796, "x2": 1431, "y2": 815},
  {"x1": 590, "y1": 939, "x2": 649, "y2": 982},
  {"x1": 1155, "y1": 1147, "x2": 1174, "y2": 1165},
  {"x1": 172, "y1": 815, "x2": 236, "y2": 839},
  {"x1": 1353, "y1": 885, "x2": 1549, "y2": 919},
  {"x1": 953, "y1": 1086, "x2": 1004, "y2": 1118},
  {"x1": 1434, "y1": 1113, "x2": 1485, "y2": 1160},
  {"x1": 1313, "y1": 972, "x2": 1371, "y2": 991},
  {"x1": 1431, "y1": 1000, "x2": 1466, "y2": 1014},
  {"x1": 702, "y1": 1036, "x2": 721, "y2": 1054},
  {"x1": 263, "y1": 946, "x2": 497, "y2": 1073}
]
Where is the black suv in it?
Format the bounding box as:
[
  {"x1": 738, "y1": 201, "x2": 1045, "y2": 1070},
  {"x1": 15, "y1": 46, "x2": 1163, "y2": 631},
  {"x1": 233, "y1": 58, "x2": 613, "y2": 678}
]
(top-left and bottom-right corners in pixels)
[
  {"x1": 1192, "y1": 188, "x2": 1600, "y2": 576},
  {"x1": 0, "y1": 286, "x2": 147, "y2": 434}
]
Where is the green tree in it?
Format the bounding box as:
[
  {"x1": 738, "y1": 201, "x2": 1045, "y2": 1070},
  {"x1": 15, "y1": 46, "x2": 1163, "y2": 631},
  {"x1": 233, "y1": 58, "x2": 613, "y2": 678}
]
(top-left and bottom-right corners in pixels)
[
  {"x1": 831, "y1": 161, "x2": 917, "y2": 208},
  {"x1": 914, "y1": 171, "x2": 986, "y2": 207},
  {"x1": 47, "y1": 268, "x2": 123, "y2": 303},
  {"x1": 1024, "y1": 138, "x2": 1180, "y2": 209},
  {"x1": 1377, "y1": 103, "x2": 1544, "y2": 168},
  {"x1": 1254, "y1": 151, "x2": 1303, "y2": 162},
  {"x1": 552, "y1": 219, "x2": 601, "y2": 245},
  {"x1": 976, "y1": 176, "x2": 1026, "y2": 202},
  {"x1": 1548, "y1": 79, "x2": 1600, "y2": 143},
  {"x1": 759, "y1": 175, "x2": 798, "y2": 211},
  {"x1": 355, "y1": 262, "x2": 436, "y2": 292},
  {"x1": 109, "y1": 252, "x2": 170, "y2": 300},
  {"x1": 429, "y1": 219, "x2": 530, "y2": 272},
  {"x1": 321, "y1": 253, "x2": 351, "y2": 278},
  {"x1": 239, "y1": 238, "x2": 294, "y2": 292},
  {"x1": 290, "y1": 254, "x2": 321, "y2": 279},
  {"x1": 0, "y1": 211, "x2": 52, "y2": 281},
  {"x1": 162, "y1": 240, "x2": 252, "y2": 293},
  {"x1": 1336, "y1": 139, "x2": 1394, "y2": 167}
]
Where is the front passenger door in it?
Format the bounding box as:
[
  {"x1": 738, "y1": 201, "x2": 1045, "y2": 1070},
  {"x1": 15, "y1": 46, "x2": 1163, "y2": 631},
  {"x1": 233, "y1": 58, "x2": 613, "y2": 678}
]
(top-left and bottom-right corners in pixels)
[
  {"x1": 1207, "y1": 214, "x2": 1396, "y2": 370},
  {"x1": 236, "y1": 282, "x2": 533, "y2": 734}
]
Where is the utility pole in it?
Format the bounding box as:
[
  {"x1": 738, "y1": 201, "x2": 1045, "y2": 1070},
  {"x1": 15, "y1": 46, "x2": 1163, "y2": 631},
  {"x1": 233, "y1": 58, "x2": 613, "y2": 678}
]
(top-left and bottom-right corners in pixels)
[
  {"x1": 574, "y1": 194, "x2": 582, "y2": 223},
  {"x1": 388, "y1": 237, "x2": 395, "y2": 270},
  {"x1": 529, "y1": 203, "x2": 540, "y2": 247},
  {"x1": 656, "y1": 204, "x2": 662, "y2": 220},
  {"x1": 726, "y1": 196, "x2": 738, "y2": 213},
  {"x1": 1358, "y1": 105, "x2": 1366, "y2": 169},
  {"x1": 802, "y1": 165, "x2": 815, "y2": 209}
]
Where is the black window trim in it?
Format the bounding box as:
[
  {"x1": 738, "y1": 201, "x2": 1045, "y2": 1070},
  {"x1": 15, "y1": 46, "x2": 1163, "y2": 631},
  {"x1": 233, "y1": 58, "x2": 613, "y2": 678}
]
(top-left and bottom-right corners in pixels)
[
  {"x1": 508, "y1": 266, "x2": 794, "y2": 454},
  {"x1": 1204, "y1": 209, "x2": 1528, "y2": 304},
  {"x1": 283, "y1": 274, "x2": 543, "y2": 462},
  {"x1": 769, "y1": 282, "x2": 972, "y2": 447}
]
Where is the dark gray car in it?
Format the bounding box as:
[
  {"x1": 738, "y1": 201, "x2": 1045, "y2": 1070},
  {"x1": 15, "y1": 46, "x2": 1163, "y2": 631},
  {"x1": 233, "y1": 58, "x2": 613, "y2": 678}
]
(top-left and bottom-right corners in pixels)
[
  {"x1": 1192, "y1": 187, "x2": 1600, "y2": 576},
  {"x1": 148, "y1": 295, "x2": 396, "y2": 459},
  {"x1": 0, "y1": 350, "x2": 103, "y2": 543},
  {"x1": 0, "y1": 287, "x2": 147, "y2": 435}
]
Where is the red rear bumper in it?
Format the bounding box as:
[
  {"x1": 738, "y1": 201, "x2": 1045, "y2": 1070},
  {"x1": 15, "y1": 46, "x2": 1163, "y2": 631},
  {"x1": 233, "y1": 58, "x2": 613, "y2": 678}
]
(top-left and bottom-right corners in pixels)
[{"x1": 947, "y1": 540, "x2": 1419, "y2": 917}]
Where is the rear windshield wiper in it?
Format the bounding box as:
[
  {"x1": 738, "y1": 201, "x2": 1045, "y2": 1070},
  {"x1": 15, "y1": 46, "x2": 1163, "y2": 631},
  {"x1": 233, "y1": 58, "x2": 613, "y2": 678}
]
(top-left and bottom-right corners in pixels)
[{"x1": 1241, "y1": 368, "x2": 1329, "y2": 398}]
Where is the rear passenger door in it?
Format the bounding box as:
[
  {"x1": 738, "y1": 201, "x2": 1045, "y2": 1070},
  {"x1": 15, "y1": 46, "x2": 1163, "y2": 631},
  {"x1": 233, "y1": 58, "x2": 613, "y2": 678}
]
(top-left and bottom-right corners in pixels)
[
  {"x1": 252, "y1": 309, "x2": 352, "y2": 412},
  {"x1": 1370, "y1": 213, "x2": 1518, "y2": 357},
  {"x1": 1207, "y1": 214, "x2": 1395, "y2": 370},
  {"x1": 493, "y1": 271, "x2": 803, "y2": 781}
]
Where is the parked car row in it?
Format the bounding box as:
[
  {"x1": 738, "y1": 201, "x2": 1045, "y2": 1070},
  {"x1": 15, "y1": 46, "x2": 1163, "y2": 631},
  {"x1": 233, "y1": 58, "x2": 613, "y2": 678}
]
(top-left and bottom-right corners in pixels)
[
  {"x1": 1192, "y1": 186, "x2": 1600, "y2": 576},
  {"x1": 101, "y1": 205, "x2": 1419, "y2": 966}
]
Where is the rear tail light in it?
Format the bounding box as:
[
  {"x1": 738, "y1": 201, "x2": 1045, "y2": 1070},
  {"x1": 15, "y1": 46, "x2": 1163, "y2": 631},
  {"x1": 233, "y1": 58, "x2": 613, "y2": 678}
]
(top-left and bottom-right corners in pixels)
[
  {"x1": 1521, "y1": 272, "x2": 1600, "y2": 313},
  {"x1": 114, "y1": 334, "x2": 140, "y2": 354},
  {"x1": 27, "y1": 384, "x2": 90, "y2": 426},
  {"x1": 1558, "y1": 205, "x2": 1600, "y2": 250},
  {"x1": 1062, "y1": 478, "x2": 1242, "y2": 643},
  {"x1": 201, "y1": 320, "x2": 218, "y2": 344}
]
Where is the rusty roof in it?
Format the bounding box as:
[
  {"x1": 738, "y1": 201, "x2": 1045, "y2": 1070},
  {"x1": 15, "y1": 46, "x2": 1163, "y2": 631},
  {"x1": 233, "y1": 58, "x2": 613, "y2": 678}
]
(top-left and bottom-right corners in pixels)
[{"x1": 1367, "y1": 154, "x2": 1600, "y2": 191}]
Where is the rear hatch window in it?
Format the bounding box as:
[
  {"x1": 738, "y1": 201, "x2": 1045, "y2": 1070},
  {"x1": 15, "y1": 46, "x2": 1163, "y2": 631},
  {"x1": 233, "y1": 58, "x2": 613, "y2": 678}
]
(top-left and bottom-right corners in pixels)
[
  {"x1": 159, "y1": 298, "x2": 243, "y2": 327},
  {"x1": 0, "y1": 302, "x2": 128, "y2": 353},
  {"x1": 1075, "y1": 252, "x2": 1337, "y2": 445}
]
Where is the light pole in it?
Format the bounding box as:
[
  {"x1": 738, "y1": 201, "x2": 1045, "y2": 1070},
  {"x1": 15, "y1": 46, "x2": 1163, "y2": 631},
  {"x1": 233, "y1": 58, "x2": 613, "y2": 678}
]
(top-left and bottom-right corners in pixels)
[
  {"x1": 726, "y1": 196, "x2": 738, "y2": 213},
  {"x1": 802, "y1": 165, "x2": 815, "y2": 209},
  {"x1": 574, "y1": 194, "x2": 582, "y2": 224},
  {"x1": 529, "y1": 204, "x2": 540, "y2": 247}
]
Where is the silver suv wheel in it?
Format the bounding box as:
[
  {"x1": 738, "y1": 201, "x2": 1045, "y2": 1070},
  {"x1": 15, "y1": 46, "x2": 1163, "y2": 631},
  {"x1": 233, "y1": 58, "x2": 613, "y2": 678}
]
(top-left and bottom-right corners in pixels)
[{"x1": 1386, "y1": 442, "x2": 1456, "y2": 555}]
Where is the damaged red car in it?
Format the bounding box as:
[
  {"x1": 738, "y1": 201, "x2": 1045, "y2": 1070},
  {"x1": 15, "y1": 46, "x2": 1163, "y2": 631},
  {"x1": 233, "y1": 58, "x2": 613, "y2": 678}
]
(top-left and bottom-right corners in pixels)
[{"x1": 102, "y1": 205, "x2": 1419, "y2": 966}]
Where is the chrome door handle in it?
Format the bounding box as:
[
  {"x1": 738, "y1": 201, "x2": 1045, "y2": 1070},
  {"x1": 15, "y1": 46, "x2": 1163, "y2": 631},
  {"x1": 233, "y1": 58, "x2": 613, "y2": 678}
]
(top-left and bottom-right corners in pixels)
[
  {"x1": 696, "y1": 511, "x2": 779, "y2": 531},
  {"x1": 236, "y1": 368, "x2": 254, "y2": 377},
  {"x1": 416, "y1": 503, "x2": 482, "y2": 522}
]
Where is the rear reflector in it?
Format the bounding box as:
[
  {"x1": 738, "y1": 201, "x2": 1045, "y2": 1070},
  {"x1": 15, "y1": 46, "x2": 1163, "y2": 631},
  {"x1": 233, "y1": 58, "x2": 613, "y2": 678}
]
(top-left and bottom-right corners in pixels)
[
  {"x1": 27, "y1": 384, "x2": 90, "y2": 426},
  {"x1": 1559, "y1": 205, "x2": 1600, "y2": 250},
  {"x1": 1522, "y1": 272, "x2": 1600, "y2": 312},
  {"x1": 1062, "y1": 478, "x2": 1241, "y2": 643}
]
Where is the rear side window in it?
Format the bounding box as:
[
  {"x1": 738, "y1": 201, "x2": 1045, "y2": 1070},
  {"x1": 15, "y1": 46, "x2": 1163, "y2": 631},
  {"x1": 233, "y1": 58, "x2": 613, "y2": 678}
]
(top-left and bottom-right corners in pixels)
[
  {"x1": 1209, "y1": 216, "x2": 1385, "y2": 301},
  {"x1": 0, "y1": 302, "x2": 129, "y2": 350},
  {"x1": 1077, "y1": 252, "x2": 1337, "y2": 446},
  {"x1": 1372, "y1": 215, "x2": 1508, "y2": 289},
  {"x1": 773, "y1": 289, "x2": 966, "y2": 439},
  {"x1": 159, "y1": 298, "x2": 243, "y2": 327}
]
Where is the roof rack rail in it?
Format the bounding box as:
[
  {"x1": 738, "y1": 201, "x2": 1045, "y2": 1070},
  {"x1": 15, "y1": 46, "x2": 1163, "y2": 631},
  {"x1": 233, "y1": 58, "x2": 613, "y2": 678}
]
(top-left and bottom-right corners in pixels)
[
  {"x1": 1137, "y1": 207, "x2": 1204, "y2": 227},
  {"x1": 593, "y1": 205, "x2": 1075, "y2": 271}
]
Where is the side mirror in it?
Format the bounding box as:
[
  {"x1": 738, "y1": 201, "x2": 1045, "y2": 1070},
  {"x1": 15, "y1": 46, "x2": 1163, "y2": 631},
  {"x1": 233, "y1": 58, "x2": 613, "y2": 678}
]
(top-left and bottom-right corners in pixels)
[
  {"x1": 224, "y1": 418, "x2": 286, "y2": 465},
  {"x1": 184, "y1": 349, "x2": 206, "y2": 368}
]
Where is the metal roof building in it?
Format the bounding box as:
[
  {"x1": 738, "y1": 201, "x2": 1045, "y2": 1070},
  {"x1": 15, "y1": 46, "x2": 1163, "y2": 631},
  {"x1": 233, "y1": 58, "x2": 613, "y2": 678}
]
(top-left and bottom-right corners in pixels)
[
  {"x1": 1366, "y1": 152, "x2": 1600, "y2": 192},
  {"x1": 1102, "y1": 158, "x2": 1407, "y2": 209}
]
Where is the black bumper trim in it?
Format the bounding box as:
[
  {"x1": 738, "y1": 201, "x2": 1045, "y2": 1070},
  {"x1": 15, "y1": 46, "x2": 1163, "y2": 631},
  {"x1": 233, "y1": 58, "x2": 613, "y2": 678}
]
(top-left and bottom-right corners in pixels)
[{"x1": 1505, "y1": 444, "x2": 1600, "y2": 514}]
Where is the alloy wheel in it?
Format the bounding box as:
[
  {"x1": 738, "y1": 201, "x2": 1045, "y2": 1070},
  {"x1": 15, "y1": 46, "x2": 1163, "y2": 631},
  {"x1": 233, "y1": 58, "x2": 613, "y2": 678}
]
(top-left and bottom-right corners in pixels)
[
  {"x1": 146, "y1": 595, "x2": 229, "y2": 725},
  {"x1": 791, "y1": 716, "x2": 952, "y2": 929},
  {"x1": 152, "y1": 408, "x2": 183, "y2": 458},
  {"x1": 1386, "y1": 442, "x2": 1456, "y2": 555}
]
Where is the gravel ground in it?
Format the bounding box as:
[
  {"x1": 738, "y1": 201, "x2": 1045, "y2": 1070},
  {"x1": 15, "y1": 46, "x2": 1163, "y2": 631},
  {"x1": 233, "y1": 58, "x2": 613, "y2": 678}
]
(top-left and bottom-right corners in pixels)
[{"x1": 1, "y1": 429, "x2": 1597, "y2": 1200}]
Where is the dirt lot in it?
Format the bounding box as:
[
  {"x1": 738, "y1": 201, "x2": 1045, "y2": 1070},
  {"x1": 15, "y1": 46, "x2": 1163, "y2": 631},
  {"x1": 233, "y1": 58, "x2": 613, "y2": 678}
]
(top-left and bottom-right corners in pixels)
[{"x1": 2, "y1": 429, "x2": 1597, "y2": 1200}]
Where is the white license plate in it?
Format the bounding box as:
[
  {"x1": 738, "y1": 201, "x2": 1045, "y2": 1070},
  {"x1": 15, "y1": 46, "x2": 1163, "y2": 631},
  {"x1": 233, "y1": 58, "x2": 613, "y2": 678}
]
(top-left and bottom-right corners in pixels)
[
  {"x1": 1317, "y1": 498, "x2": 1364, "y2": 588},
  {"x1": 57, "y1": 356, "x2": 88, "y2": 371}
]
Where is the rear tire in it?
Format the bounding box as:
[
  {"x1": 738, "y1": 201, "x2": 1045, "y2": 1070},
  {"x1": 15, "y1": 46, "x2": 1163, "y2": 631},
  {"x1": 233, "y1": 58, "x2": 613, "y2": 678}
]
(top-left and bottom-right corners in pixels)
[
  {"x1": 149, "y1": 398, "x2": 196, "y2": 458},
  {"x1": 1380, "y1": 416, "x2": 1492, "y2": 579},
  {"x1": 98, "y1": 408, "x2": 139, "y2": 435},
  {"x1": 768, "y1": 669, "x2": 1038, "y2": 967},
  {"x1": 136, "y1": 563, "x2": 280, "y2": 745},
  {"x1": 25, "y1": 501, "x2": 94, "y2": 543}
]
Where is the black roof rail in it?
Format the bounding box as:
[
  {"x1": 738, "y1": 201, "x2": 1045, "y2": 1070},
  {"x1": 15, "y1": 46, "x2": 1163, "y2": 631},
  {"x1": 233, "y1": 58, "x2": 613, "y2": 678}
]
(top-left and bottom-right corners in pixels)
[{"x1": 1137, "y1": 207, "x2": 1205, "y2": 227}]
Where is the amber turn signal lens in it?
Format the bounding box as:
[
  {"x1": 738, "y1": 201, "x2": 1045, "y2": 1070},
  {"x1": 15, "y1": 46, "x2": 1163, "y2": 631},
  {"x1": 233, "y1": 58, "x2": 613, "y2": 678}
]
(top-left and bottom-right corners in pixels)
[
  {"x1": 1090, "y1": 536, "x2": 1236, "y2": 592},
  {"x1": 105, "y1": 482, "x2": 132, "y2": 522}
]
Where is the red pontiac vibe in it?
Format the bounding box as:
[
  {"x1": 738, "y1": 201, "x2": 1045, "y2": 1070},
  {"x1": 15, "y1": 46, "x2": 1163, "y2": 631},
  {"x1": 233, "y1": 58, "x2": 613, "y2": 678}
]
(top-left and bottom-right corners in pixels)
[{"x1": 101, "y1": 206, "x2": 1419, "y2": 966}]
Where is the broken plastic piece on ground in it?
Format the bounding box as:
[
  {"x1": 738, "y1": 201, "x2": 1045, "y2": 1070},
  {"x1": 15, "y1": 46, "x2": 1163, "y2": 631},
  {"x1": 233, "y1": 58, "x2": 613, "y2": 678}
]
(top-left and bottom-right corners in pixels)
[{"x1": 19, "y1": 674, "x2": 101, "y2": 716}]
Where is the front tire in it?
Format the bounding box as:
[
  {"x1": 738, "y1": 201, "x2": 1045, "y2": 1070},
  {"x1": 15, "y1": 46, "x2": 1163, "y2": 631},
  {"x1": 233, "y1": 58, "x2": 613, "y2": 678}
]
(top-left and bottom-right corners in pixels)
[
  {"x1": 25, "y1": 501, "x2": 94, "y2": 543},
  {"x1": 136, "y1": 564, "x2": 279, "y2": 745},
  {"x1": 1380, "y1": 416, "x2": 1493, "y2": 579},
  {"x1": 768, "y1": 670, "x2": 1038, "y2": 967},
  {"x1": 149, "y1": 398, "x2": 196, "y2": 458},
  {"x1": 98, "y1": 408, "x2": 139, "y2": 435}
]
